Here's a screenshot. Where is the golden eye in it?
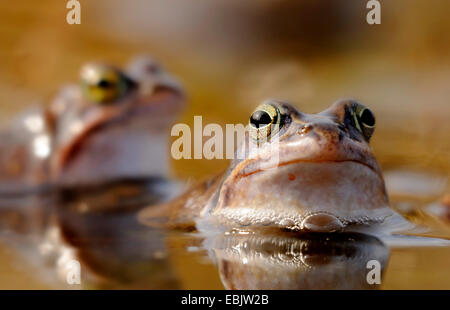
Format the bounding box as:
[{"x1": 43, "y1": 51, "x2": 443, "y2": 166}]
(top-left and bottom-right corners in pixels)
[
  {"x1": 352, "y1": 103, "x2": 376, "y2": 141},
  {"x1": 80, "y1": 64, "x2": 131, "y2": 103},
  {"x1": 249, "y1": 101, "x2": 282, "y2": 141}
]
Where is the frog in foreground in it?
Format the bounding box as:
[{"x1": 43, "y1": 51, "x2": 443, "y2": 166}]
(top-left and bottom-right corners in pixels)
[
  {"x1": 140, "y1": 99, "x2": 392, "y2": 233},
  {"x1": 0, "y1": 56, "x2": 184, "y2": 192}
]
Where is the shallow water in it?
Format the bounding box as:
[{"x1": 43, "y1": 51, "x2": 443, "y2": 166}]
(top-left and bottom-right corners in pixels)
[{"x1": 0, "y1": 178, "x2": 448, "y2": 290}]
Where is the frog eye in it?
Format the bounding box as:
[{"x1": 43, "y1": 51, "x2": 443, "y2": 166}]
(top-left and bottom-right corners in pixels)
[
  {"x1": 80, "y1": 64, "x2": 132, "y2": 104},
  {"x1": 249, "y1": 102, "x2": 283, "y2": 141},
  {"x1": 352, "y1": 103, "x2": 375, "y2": 141}
]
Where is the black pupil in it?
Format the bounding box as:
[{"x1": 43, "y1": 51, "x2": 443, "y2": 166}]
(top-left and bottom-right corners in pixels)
[
  {"x1": 98, "y1": 79, "x2": 114, "y2": 88},
  {"x1": 250, "y1": 110, "x2": 273, "y2": 128},
  {"x1": 360, "y1": 109, "x2": 375, "y2": 126}
]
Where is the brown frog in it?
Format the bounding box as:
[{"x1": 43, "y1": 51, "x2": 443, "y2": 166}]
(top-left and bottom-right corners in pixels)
[
  {"x1": 0, "y1": 56, "x2": 185, "y2": 193},
  {"x1": 140, "y1": 99, "x2": 392, "y2": 233}
]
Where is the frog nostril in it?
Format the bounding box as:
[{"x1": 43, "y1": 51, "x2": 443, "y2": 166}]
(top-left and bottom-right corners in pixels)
[{"x1": 298, "y1": 124, "x2": 313, "y2": 135}]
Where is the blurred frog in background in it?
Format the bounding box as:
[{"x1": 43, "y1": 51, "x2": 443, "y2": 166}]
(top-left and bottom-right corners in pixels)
[
  {"x1": 205, "y1": 232, "x2": 389, "y2": 289},
  {"x1": 0, "y1": 56, "x2": 185, "y2": 193},
  {"x1": 0, "y1": 57, "x2": 186, "y2": 288}
]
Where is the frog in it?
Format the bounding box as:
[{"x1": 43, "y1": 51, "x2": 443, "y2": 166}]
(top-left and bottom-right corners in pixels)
[
  {"x1": 140, "y1": 98, "x2": 393, "y2": 233},
  {"x1": 0, "y1": 56, "x2": 185, "y2": 194},
  {"x1": 39, "y1": 178, "x2": 181, "y2": 288}
]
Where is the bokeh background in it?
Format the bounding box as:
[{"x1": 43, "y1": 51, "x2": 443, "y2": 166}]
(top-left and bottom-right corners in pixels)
[
  {"x1": 1, "y1": 0, "x2": 449, "y2": 179},
  {"x1": 0, "y1": 0, "x2": 449, "y2": 289}
]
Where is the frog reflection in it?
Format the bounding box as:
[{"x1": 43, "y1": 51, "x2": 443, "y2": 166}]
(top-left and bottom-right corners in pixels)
[{"x1": 203, "y1": 232, "x2": 389, "y2": 289}]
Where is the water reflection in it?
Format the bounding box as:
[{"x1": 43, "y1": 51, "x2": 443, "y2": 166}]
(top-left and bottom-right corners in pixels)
[
  {"x1": 52, "y1": 178, "x2": 180, "y2": 288},
  {"x1": 203, "y1": 232, "x2": 389, "y2": 289}
]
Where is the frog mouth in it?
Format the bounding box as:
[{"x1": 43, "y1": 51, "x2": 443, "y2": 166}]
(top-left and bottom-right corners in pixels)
[{"x1": 237, "y1": 158, "x2": 381, "y2": 180}]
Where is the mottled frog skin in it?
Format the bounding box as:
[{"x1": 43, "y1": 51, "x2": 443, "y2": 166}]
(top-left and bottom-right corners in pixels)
[
  {"x1": 0, "y1": 57, "x2": 184, "y2": 192},
  {"x1": 140, "y1": 99, "x2": 392, "y2": 232}
]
